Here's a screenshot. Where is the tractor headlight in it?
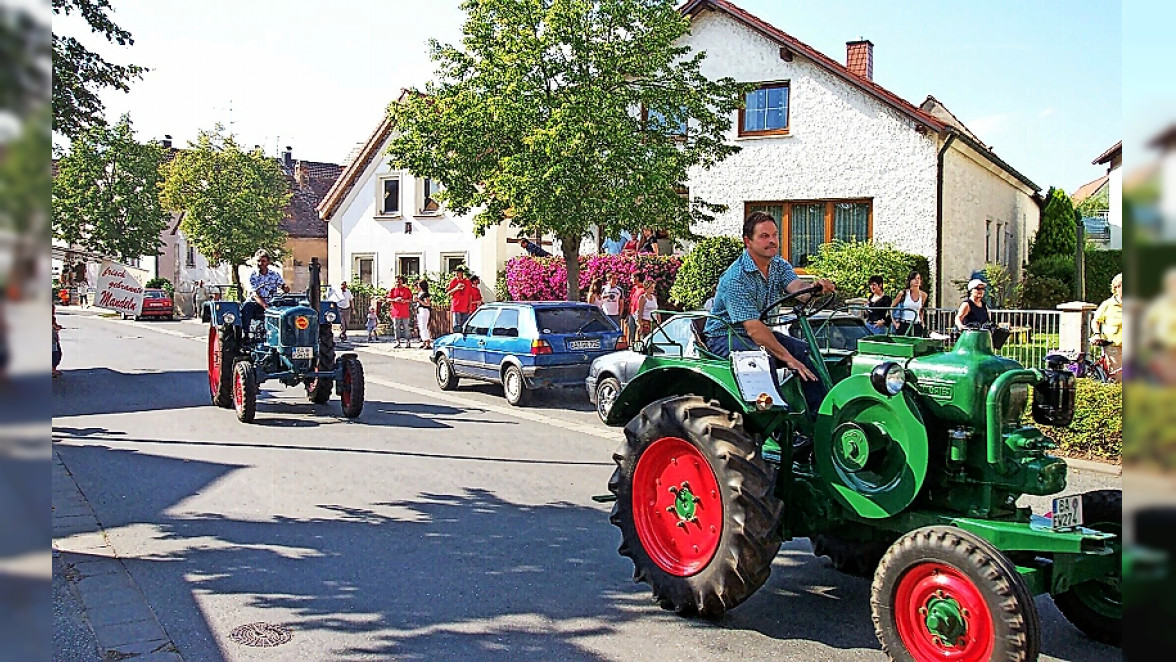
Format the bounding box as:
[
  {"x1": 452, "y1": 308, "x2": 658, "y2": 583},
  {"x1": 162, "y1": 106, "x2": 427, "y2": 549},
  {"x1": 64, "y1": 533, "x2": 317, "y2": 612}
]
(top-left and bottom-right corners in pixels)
[
  {"x1": 223, "y1": 312, "x2": 236, "y2": 324},
  {"x1": 325, "y1": 311, "x2": 337, "y2": 322},
  {"x1": 871, "y1": 362, "x2": 906, "y2": 396}
]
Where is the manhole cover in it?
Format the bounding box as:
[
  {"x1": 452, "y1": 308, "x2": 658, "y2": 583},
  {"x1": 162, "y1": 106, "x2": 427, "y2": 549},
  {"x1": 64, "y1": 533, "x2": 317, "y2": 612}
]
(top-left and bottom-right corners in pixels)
[{"x1": 228, "y1": 622, "x2": 292, "y2": 647}]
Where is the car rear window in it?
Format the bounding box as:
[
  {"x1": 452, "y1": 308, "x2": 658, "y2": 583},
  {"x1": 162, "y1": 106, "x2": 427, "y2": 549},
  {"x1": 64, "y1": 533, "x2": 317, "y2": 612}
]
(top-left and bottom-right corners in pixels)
[
  {"x1": 146, "y1": 290, "x2": 167, "y2": 299},
  {"x1": 536, "y1": 307, "x2": 614, "y2": 334}
]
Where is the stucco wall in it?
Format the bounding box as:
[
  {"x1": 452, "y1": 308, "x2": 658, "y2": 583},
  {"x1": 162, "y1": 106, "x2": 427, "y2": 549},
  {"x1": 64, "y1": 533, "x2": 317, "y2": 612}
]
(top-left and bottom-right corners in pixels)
[
  {"x1": 680, "y1": 11, "x2": 940, "y2": 274},
  {"x1": 283, "y1": 237, "x2": 328, "y2": 292},
  {"x1": 940, "y1": 140, "x2": 1039, "y2": 305}
]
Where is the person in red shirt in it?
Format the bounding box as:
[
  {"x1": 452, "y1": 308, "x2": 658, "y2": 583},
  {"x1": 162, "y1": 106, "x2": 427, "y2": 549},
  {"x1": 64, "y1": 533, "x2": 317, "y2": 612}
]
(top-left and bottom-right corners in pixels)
[
  {"x1": 468, "y1": 275, "x2": 485, "y2": 312},
  {"x1": 386, "y1": 275, "x2": 414, "y2": 347},
  {"x1": 447, "y1": 266, "x2": 473, "y2": 330},
  {"x1": 627, "y1": 279, "x2": 645, "y2": 344}
]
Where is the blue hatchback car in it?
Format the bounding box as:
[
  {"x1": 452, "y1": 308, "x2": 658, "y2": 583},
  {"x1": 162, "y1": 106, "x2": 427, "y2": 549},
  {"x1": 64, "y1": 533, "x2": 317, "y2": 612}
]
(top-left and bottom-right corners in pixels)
[{"x1": 431, "y1": 301, "x2": 626, "y2": 405}]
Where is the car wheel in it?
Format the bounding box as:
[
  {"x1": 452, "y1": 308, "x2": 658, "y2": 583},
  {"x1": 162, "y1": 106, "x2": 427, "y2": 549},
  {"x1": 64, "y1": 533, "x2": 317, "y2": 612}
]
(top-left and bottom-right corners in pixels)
[
  {"x1": 502, "y1": 364, "x2": 530, "y2": 406},
  {"x1": 595, "y1": 376, "x2": 621, "y2": 423},
  {"x1": 436, "y1": 355, "x2": 460, "y2": 391}
]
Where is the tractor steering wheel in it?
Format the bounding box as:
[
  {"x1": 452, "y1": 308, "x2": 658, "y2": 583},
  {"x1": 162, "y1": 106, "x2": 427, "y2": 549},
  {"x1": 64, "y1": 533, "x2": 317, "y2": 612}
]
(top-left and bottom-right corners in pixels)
[{"x1": 760, "y1": 283, "x2": 835, "y2": 326}]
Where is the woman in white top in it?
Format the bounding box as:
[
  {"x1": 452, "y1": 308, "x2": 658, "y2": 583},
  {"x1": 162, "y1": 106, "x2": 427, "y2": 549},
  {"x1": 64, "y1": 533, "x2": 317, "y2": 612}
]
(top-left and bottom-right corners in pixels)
[
  {"x1": 638, "y1": 278, "x2": 659, "y2": 339},
  {"x1": 893, "y1": 271, "x2": 928, "y2": 337}
]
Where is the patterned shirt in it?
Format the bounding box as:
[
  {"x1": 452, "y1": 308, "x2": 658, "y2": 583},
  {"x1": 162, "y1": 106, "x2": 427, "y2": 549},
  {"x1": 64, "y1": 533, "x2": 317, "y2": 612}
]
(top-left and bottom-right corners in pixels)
[
  {"x1": 248, "y1": 268, "x2": 285, "y2": 304},
  {"x1": 703, "y1": 251, "x2": 798, "y2": 340}
]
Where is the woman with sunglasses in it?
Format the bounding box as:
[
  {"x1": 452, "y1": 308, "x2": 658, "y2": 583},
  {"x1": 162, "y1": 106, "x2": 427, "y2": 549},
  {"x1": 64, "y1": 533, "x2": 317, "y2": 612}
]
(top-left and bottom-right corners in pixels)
[{"x1": 955, "y1": 278, "x2": 991, "y2": 330}]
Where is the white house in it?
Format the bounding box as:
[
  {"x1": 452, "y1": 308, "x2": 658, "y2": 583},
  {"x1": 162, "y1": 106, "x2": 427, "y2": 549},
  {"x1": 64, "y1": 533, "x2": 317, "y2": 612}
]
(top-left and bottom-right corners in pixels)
[
  {"x1": 679, "y1": 0, "x2": 1041, "y2": 306},
  {"x1": 317, "y1": 110, "x2": 521, "y2": 295},
  {"x1": 1089, "y1": 141, "x2": 1122, "y2": 249}
]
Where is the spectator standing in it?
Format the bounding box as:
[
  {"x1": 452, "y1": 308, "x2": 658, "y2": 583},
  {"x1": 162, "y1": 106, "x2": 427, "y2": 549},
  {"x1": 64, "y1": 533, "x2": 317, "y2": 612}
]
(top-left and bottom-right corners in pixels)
[
  {"x1": 600, "y1": 274, "x2": 624, "y2": 328},
  {"x1": 637, "y1": 228, "x2": 658, "y2": 254},
  {"x1": 622, "y1": 230, "x2": 640, "y2": 255},
  {"x1": 327, "y1": 280, "x2": 354, "y2": 342},
  {"x1": 893, "y1": 271, "x2": 928, "y2": 337},
  {"x1": 638, "y1": 277, "x2": 659, "y2": 338},
  {"x1": 602, "y1": 230, "x2": 631, "y2": 255},
  {"x1": 53, "y1": 304, "x2": 63, "y2": 378},
  {"x1": 518, "y1": 238, "x2": 551, "y2": 258},
  {"x1": 865, "y1": 275, "x2": 892, "y2": 334},
  {"x1": 627, "y1": 279, "x2": 646, "y2": 343},
  {"x1": 193, "y1": 280, "x2": 208, "y2": 318},
  {"x1": 414, "y1": 279, "x2": 433, "y2": 349},
  {"x1": 387, "y1": 275, "x2": 413, "y2": 347},
  {"x1": 655, "y1": 229, "x2": 672, "y2": 256},
  {"x1": 587, "y1": 278, "x2": 604, "y2": 309},
  {"x1": 1091, "y1": 273, "x2": 1123, "y2": 381},
  {"x1": 447, "y1": 266, "x2": 473, "y2": 330},
  {"x1": 365, "y1": 304, "x2": 380, "y2": 342},
  {"x1": 469, "y1": 275, "x2": 485, "y2": 312}
]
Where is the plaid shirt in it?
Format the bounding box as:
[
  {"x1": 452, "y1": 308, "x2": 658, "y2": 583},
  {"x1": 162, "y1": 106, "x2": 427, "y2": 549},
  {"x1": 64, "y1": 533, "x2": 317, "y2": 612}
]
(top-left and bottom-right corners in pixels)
[
  {"x1": 704, "y1": 251, "x2": 798, "y2": 340},
  {"x1": 248, "y1": 268, "x2": 285, "y2": 304}
]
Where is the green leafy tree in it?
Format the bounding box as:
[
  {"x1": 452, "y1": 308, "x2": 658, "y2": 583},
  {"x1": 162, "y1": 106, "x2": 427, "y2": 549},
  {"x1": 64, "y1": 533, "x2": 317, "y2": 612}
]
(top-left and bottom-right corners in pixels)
[
  {"x1": 52, "y1": 0, "x2": 147, "y2": 138},
  {"x1": 1028, "y1": 186, "x2": 1078, "y2": 263},
  {"x1": 805, "y1": 240, "x2": 932, "y2": 301},
  {"x1": 159, "y1": 126, "x2": 291, "y2": 295},
  {"x1": 669, "y1": 236, "x2": 743, "y2": 310},
  {"x1": 1074, "y1": 187, "x2": 1110, "y2": 220},
  {"x1": 0, "y1": 6, "x2": 50, "y2": 118},
  {"x1": 386, "y1": 0, "x2": 750, "y2": 301},
  {"x1": 52, "y1": 115, "x2": 169, "y2": 262},
  {"x1": 0, "y1": 105, "x2": 52, "y2": 237}
]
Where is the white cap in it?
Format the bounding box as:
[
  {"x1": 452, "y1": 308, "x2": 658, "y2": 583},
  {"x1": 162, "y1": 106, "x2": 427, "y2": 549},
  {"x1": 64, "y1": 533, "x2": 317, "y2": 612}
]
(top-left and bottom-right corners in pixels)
[{"x1": 967, "y1": 278, "x2": 985, "y2": 292}]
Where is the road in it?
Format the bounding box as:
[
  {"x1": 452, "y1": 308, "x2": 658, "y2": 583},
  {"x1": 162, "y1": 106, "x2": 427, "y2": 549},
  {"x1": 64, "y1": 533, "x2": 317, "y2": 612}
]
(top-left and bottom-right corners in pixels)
[{"x1": 51, "y1": 308, "x2": 1122, "y2": 661}]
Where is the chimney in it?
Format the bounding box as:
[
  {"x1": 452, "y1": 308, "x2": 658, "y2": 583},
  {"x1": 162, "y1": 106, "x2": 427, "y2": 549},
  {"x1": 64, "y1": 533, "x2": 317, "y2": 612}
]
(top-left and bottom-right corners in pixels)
[
  {"x1": 161, "y1": 134, "x2": 172, "y2": 149},
  {"x1": 283, "y1": 145, "x2": 293, "y2": 168},
  {"x1": 846, "y1": 40, "x2": 873, "y2": 80},
  {"x1": 294, "y1": 161, "x2": 309, "y2": 187}
]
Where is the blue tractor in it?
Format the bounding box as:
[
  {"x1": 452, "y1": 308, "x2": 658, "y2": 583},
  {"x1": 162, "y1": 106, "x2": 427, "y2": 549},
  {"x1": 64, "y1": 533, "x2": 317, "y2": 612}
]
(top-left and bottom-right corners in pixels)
[{"x1": 203, "y1": 257, "x2": 365, "y2": 422}]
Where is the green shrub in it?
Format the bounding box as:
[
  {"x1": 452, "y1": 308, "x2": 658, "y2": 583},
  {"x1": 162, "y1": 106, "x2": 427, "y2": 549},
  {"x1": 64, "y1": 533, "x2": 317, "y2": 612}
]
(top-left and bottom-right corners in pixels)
[
  {"x1": 805, "y1": 240, "x2": 932, "y2": 301},
  {"x1": 1025, "y1": 379, "x2": 1121, "y2": 461},
  {"x1": 1016, "y1": 274, "x2": 1068, "y2": 310},
  {"x1": 1124, "y1": 383, "x2": 1176, "y2": 468},
  {"x1": 669, "y1": 236, "x2": 744, "y2": 309},
  {"x1": 1029, "y1": 187, "x2": 1079, "y2": 263},
  {"x1": 1084, "y1": 247, "x2": 1122, "y2": 302},
  {"x1": 952, "y1": 263, "x2": 1014, "y2": 307},
  {"x1": 145, "y1": 277, "x2": 174, "y2": 294},
  {"x1": 495, "y1": 271, "x2": 511, "y2": 302}
]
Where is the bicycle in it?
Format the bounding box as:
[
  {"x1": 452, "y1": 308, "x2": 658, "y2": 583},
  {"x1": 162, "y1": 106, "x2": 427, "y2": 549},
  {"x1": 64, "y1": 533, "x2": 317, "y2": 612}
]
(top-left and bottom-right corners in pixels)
[{"x1": 1086, "y1": 338, "x2": 1122, "y2": 383}]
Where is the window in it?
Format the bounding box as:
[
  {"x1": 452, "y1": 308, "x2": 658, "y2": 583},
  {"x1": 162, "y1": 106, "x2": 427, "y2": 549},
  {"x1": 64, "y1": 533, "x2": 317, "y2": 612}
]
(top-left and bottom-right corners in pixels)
[
  {"x1": 417, "y1": 177, "x2": 443, "y2": 215},
  {"x1": 644, "y1": 106, "x2": 688, "y2": 137},
  {"x1": 739, "y1": 83, "x2": 789, "y2": 136},
  {"x1": 378, "y1": 175, "x2": 401, "y2": 216},
  {"x1": 353, "y1": 254, "x2": 376, "y2": 286},
  {"x1": 186, "y1": 245, "x2": 196, "y2": 267},
  {"x1": 465, "y1": 308, "x2": 497, "y2": 336},
  {"x1": 442, "y1": 253, "x2": 467, "y2": 274},
  {"x1": 492, "y1": 308, "x2": 520, "y2": 337},
  {"x1": 535, "y1": 307, "x2": 612, "y2": 334},
  {"x1": 397, "y1": 255, "x2": 421, "y2": 278},
  {"x1": 746, "y1": 199, "x2": 872, "y2": 268},
  {"x1": 646, "y1": 317, "x2": 700, "y2": 357}
]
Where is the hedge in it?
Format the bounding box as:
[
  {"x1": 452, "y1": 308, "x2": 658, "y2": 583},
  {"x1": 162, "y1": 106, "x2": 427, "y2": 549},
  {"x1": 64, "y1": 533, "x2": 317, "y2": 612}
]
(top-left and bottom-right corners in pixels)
[
  {"x1": 1124, "y1": 383, "x2": 1176, "y2": 468},
  {"x1": 1084, "y1": 247, "x2": 1122, "y2": 301},
  {"x1": 1024, "y1": 379, "x2": 1121, "y2": 461},
  {"x1": 504, "y1": 254, "x2": 681, "y2": 305},
  {"x1": 669, "y1": 236, "x2": 744, "y2": 310},
  {"x1": 805, "y1": 240, "x2": 932, "y2": 301}
]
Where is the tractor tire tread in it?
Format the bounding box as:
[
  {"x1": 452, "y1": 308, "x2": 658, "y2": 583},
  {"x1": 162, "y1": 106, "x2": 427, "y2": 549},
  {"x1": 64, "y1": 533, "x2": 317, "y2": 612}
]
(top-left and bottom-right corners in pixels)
[{"x1": 1052, "y1": 489, "x2": 1122, "y2": 646}]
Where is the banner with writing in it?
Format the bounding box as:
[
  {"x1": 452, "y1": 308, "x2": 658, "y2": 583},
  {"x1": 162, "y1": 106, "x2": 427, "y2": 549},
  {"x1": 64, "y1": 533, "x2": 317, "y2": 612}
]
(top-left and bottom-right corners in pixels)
[{"x1": 95, "y1": 261, "x2": 145, "y2": 316}]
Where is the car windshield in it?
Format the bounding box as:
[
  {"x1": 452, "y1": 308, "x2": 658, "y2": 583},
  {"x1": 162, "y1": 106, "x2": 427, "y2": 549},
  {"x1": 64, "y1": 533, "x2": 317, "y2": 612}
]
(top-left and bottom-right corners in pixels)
[
  {"x1": 536, "y1": 307, "x2": 613, "y2": 334},
  {"x1": 809, "y1": 318, "x2": 872, "y2": 351}
]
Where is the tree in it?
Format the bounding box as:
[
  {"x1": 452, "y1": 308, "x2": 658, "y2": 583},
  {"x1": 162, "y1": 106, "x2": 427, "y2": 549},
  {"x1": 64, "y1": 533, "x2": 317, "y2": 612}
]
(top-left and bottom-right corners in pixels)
[
  {"x1": 159, "y1": 126, "x2": 291, "y2": 294},
  {"x1": 52, "y1": 0, "x2": 147, "y2": 138},
  {"x1": 0, "y1": 5, "x2": 50, "y2": 118},
  {"x1": 52, "y1": 115, "x2": 169, "y2": 262},
  {"x1": 386, "y1": 0, "x2": 749, "y2": 300},
  {"x1": 1074, "y1": 187, "x2": 1110, "y2": 219},
  {"x1": 1028, "y1": 186, "x2": 1079, "y2": 263}
]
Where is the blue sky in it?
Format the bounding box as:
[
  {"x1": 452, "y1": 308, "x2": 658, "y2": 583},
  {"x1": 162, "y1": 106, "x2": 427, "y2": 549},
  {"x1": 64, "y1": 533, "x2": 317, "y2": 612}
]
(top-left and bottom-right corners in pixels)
[{"x1": 56, "y1": 0, "x2": 1121, "y2": 194}]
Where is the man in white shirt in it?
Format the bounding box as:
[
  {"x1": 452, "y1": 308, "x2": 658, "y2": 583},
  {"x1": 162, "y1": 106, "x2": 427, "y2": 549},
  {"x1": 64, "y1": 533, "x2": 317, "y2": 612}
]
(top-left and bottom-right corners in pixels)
[
  {"x1": 600, "y1": 273, "x2": 624, "y2": 328},
  {"x1": 327, "y1": 281, "x2": 355, "y2": 341}
]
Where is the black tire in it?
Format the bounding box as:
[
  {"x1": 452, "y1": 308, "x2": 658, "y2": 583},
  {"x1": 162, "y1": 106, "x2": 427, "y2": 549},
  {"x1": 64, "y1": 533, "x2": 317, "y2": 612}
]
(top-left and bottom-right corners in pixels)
[
  {"x1": 305, "y1": 324, "x2": 335, "y2": 404},
  {"x1": 595, "y1": 375, "x2": 621, "y2": 423},
  {"x1": 502, "y1": 364, "x2": 531, "y2": 406},
  {"x1": 871, "y1": 526, "x2": 1040, "y2": 662},
  {"x1": 1052, "y1": 489, "x2": 1122, "y2": 646},
  {"x1": 339, "y1": 357, "x2": 365, "y2": 419},
  {"x1": 208, "y1": 325, "x2": 236, "y2": 408},
  {"x1": 608, "y1": 395, "x2": 783, "y2": 616},
  {"x1": 232, "y1": 361, "x2": 258, "y2": 423},
  {"x1": 812, "y1": 534, "x2": 892, "y2": 578},
  {"x1": 435, "y1": 354, "x2": 459, "y2": 391}
]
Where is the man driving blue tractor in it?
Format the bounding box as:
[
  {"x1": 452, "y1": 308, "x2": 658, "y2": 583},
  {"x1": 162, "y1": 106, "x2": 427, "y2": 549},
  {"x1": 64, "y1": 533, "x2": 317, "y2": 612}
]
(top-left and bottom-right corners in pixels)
[{"x1": 240, "y1": 248, "x2": 290, "y2": 340}]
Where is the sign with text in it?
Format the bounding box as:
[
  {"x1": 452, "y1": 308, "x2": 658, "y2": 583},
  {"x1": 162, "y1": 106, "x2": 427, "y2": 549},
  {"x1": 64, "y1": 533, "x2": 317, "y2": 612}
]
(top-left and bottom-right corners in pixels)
[{"x1": 95, "y1": 261, "x2": 145, "y2": 316}]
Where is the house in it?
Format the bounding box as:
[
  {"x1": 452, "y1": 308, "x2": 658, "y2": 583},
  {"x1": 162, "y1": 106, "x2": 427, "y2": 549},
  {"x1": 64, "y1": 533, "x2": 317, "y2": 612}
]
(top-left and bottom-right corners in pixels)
[
  {"x1": 1149, "y1": 125, "x2": 1176, "y2": 242},
  {"x1": 1080, "y1": 141, "x2": 1121, "y2": 249},
  {"x1": 316, "y1": 104, "x2": 517, "y2": 293},
  {"x1": 678, "y1": 0, "x2": 1042, "y2": 306}
]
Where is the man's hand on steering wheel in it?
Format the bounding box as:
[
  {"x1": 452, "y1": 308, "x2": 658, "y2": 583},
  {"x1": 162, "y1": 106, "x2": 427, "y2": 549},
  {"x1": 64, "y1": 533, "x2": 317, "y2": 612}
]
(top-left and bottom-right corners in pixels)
[{"x1": 760, "y1": 281, "x2": 837, "y2": 323}]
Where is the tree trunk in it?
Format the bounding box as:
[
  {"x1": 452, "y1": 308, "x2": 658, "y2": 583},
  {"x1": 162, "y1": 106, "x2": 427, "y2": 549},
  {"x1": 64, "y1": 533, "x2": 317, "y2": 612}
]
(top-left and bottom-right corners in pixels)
[{"x1": 560, "y1": 233, "x2": 581, "y2": 302}]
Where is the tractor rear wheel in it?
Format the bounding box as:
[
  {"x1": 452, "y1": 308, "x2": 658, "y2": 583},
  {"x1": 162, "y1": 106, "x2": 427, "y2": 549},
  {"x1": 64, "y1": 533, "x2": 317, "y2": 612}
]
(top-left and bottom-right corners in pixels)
[
  {"x1": 339, "y1": 357, "x2": 365, "y2": 418},
  {"x1": 232, "y1": 361, "x2": 258, "y2": 423},
  {"x1": 208, "y1": 325, "x2": 236, "y2": 408},
  {"x1": 305, "y1": 324, "x2": 336, "y2": 404},
  {"x1": 1052, "y1": 489, "x2": 1122, "y2": 646},
  {"x1": 609, "y1": 395, "x2": 783, "y2": 616},
  {"x1": 872, "y1": 526, "x2": 1040, "y2": 662}
]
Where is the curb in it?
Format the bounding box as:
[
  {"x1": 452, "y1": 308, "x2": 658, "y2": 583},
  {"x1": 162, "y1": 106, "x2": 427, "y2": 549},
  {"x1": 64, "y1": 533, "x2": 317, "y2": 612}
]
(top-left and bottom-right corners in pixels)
[{"x1": 1065, "y1": 456, "x2": 1122, "y2": 477}]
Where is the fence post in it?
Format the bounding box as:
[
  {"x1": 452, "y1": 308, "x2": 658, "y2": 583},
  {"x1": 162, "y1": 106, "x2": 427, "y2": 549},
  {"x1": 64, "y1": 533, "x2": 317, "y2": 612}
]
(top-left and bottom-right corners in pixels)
[{"x1": 1056, "y1": 301, "x2": 1096, "y2": 355}]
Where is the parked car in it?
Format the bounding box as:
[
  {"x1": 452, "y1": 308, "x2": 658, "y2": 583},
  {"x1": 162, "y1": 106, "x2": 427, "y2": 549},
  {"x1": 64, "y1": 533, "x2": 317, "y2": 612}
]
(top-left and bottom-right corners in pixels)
[
  {"x1": 125, "y1": 288, "x2": 175, "y2": 320},
  {"x1": 431, "y1": 301, "x2": 625, "y2": 406},
  {"x1": 587, "y1": 313, "x2": 705, "y2": 422},
  {"x1": 780, "y1": 310, "x2": 873, "y2": 352}
]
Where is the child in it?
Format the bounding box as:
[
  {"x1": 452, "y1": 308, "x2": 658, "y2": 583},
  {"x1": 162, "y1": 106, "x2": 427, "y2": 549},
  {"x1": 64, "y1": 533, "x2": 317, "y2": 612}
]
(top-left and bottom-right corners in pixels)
[{"x1": 365, "y1": 304, "x2": 379, "y2": 342}]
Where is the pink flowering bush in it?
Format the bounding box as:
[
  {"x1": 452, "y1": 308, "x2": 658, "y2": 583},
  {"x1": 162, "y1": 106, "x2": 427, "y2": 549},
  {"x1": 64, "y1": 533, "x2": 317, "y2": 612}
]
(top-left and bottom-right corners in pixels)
[{"x1": 505, "y1": 254, "x2": 682, "y2": 304}]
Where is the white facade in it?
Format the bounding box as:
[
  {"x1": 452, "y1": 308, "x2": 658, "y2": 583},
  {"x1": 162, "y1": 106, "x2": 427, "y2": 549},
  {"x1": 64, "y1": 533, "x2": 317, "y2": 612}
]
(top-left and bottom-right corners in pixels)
[{"x1": 1108, "y1": 166, "x2": 1123, "y2": 249}]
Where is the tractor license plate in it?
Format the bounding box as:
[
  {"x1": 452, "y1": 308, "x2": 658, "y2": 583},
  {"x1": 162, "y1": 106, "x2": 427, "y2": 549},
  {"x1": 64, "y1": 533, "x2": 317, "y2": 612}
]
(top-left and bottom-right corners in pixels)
[
  {"x1": 292, "y1": 346, "x2": 314, "y2": 359},
  {"x1": 1051, "y1": 495, "x2": 1083, "y2": 529},
  {"x1": 567, "y1": 338, "x2": 601, "y2": 351}
]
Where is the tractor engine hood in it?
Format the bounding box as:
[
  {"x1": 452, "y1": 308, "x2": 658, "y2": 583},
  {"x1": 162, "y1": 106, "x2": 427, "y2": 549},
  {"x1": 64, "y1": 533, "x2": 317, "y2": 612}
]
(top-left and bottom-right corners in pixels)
[{"x1": 264, "y1": 304, "x2": 319, "y2": 349}]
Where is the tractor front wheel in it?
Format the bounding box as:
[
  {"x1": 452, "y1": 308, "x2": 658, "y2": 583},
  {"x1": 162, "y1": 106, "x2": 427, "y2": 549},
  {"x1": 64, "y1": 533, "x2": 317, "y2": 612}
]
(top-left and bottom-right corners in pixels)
[
  {"x1": 872, "y1": 526, "x2": 1040, "y2": 662},
  {"x1": 339, "y1": 357, "x2": 365, "y2": 418},
  {"x1": 306, "y1": 326, "x2": 336, "y2": 404},
  {"x1": 1052, "y1": 489, "x2": 1122, "y2": 646},
  {"x1": 208, "y1": 326, "x2": 236, "y2": 408},
  {"x1": 609, "y1": 395, "x2": 783, "y2": 616},
  {"x1": 232, "y1": 361, "x2": 258, "y2": 423}
]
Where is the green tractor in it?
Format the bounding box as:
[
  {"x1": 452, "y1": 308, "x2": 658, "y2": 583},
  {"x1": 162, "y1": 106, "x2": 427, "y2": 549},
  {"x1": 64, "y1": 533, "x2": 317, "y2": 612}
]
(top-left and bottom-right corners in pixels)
[{"x1": 605, "y1": 284, "x2": 1119, "y2": 661}]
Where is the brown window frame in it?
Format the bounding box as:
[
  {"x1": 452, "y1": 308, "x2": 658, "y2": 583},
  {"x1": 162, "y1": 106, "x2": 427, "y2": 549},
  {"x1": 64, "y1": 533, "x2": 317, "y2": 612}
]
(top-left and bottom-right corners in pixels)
[
  {"x1": 738, "y1": 82, "x2": 790, "y2": 137},
  {"x1": 744, "y1": 199, "x2": 873, "y2": 271}
]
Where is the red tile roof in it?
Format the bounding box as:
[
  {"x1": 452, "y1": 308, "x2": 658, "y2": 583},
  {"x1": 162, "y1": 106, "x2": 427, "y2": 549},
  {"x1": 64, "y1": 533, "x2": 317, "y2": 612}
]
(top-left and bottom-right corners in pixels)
[
  {"x1": 1072, "y1": 175, "x2": 1109, "y2": 203},
  {"x1": 316, "y1": 115, "x2": 394, "y2": 222},
  {"x1": 283, "y1": 160, "x2": 344, "y2": 238},
  {"x1": 1093, "y1": 140, "x2": 1122, "y2": 165}
]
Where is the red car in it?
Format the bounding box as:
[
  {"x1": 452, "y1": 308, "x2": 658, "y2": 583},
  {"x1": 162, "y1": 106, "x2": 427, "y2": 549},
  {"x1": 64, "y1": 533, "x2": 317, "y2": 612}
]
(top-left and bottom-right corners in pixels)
[{"x1": 127, "y1": 288, "x2": 175, "y2": 320}]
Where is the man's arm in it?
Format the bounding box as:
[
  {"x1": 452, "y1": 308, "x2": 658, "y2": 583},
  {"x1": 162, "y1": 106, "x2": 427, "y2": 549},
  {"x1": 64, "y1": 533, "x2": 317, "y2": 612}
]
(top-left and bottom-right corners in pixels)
[
  {"x1": 741, "y1": 319, "x2": 817, "y2": 381},
  {"x1": 785, "y1": 277, "x2": 834, "y2": 300}
]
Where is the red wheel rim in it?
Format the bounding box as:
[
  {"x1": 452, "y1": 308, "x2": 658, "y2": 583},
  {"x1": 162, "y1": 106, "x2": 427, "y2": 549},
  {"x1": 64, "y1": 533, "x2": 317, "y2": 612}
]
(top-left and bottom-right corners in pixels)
[
  {"x1": 233, "y1": 367, "x2": 245, "y2": 412},
  {"x1": 208, "y1": 328, "x2": 220, "y2": 396},
  {"x1": 631, "y1": 436, "x2": 722, "y2": 576},
  {"x1": 894, "y1": 561, "x2": 994, "y2": 661},
  {"x1": 340, "y1": 363, "x2": 351, "y2": 409}
]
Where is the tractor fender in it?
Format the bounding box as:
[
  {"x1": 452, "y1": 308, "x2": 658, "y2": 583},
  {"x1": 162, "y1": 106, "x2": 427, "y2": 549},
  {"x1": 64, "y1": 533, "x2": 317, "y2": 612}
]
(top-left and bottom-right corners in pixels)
[
  {"x1": 206, "y1": 301, "x2": 241, "y2": 327},
  {"x1": 604, "y1": 365, "x2": 746, "y2": 427}
]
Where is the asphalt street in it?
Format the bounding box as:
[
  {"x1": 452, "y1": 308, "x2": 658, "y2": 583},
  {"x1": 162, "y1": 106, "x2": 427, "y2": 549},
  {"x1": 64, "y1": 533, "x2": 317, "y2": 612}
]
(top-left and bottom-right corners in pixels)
[{"x1": 51, "y1": 308, "x2": 1123, "y2": 661}]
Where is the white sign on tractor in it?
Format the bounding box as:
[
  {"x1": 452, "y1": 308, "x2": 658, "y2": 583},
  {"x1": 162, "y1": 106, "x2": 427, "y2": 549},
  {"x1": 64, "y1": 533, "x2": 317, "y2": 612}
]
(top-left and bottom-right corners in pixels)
[{"x1": 95, "y1": 260, "x2": 145, "y2": 317}]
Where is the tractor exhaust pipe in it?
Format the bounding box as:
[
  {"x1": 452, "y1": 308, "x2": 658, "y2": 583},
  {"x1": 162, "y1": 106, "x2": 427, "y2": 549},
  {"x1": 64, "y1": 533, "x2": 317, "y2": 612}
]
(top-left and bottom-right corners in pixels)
[{"x1": 308, "y1": 257, "x2": 322, "y2": 311}]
